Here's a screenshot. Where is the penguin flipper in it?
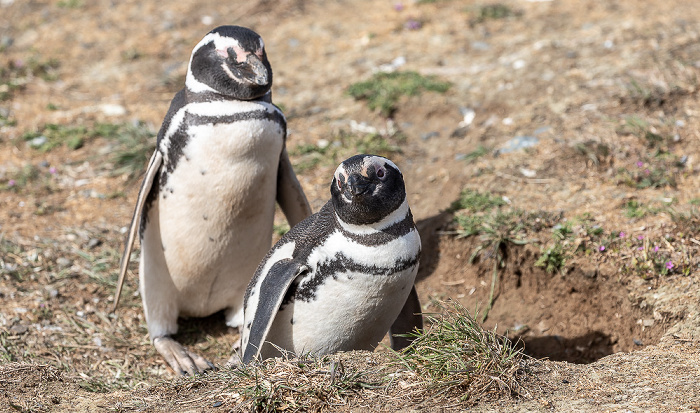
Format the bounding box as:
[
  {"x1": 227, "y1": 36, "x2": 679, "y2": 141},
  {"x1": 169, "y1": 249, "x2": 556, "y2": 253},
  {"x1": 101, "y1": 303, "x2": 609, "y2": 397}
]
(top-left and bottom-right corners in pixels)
[
  {"x1": 111, "y1": 149, "x2": 163, "y2": 313},
  {"x1": 242, "y1": 259, "x2": 308, "y2": 364},
  {"x1": 389, "y1": 285, "x2": 423, "y2": 350},
  {"x1": 276, "y1": 147, "x2": 312, "y2": 227}
]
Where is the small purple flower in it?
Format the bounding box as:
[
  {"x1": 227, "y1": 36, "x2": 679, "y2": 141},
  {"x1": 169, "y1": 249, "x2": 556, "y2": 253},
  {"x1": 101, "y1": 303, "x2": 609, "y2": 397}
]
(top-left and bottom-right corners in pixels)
[
  {"x1": 599, "y1": 245, "x2": 606, "y2": 252},
  {"x1": 637, "y1": 235, "x2": 643, "y2": 240},
  {"x1": 404, "y1": 19, "x2": 422, "y2": 30},
  {"x1": 638, "y1": 247, "x2": 643, "y2": 250},
  {"x1": 654, "y1": 245, "x2": 659, "y2": 252},
  {"x1": 8, "y1": 179, "x2": 15, "y2": 187},
  {"x1": 619, "y1": 232, "x2": 625, "y2": 238},
  {"x1": 636, "y1": 161, "x2": 644, "y2": 168},
  {"x1": 666, "y1": 261, "x2": 674, "y2": 270},
  {"x1": 644, "y1": 169, "x2": 650, "y2": 175},
  {"x1": 49, "y1": 167, "x2": 57, "y2": 175},
  {"x1": 393, "y1": 2, "x2": 404, "y2": 11}
]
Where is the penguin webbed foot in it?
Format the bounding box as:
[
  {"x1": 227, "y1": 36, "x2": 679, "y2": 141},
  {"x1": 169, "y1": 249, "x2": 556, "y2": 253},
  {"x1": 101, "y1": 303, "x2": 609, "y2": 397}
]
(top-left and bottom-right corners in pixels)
[
  {"x1": 224, "y1": 340, "x2": 243, "y2": 369},
  {"x1": 153, "y1": 336, "x2": 216, "y2": 375}
]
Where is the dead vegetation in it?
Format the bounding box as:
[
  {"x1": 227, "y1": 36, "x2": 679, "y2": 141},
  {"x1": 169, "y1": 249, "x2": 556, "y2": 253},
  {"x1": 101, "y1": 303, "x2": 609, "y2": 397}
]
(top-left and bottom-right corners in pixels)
[{"x1": 1, "y1": 0, "x2": 700, "y2": 411}]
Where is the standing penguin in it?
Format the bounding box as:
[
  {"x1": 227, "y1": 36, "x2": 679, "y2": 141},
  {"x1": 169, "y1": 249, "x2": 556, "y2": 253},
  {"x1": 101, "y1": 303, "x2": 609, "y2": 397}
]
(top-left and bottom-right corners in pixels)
[
  {"x1": 113, "y1": 26, "x2": 311, "y2": 375},
  {"x1": 239, "y1": 154, "x2": 423, "y2": 363}
]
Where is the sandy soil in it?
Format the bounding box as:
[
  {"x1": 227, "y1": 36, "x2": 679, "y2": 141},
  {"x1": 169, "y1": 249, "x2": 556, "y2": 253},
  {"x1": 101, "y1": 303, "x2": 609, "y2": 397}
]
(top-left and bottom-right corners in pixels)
[{"x1": 1, "y1": 0, "x2": 699, "y2": 411}]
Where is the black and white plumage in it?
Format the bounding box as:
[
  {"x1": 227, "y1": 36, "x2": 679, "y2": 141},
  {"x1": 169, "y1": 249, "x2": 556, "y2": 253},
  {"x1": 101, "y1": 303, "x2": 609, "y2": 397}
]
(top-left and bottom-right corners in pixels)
[
  {"x1": 239, "y1": 155, "x2": 423, "y2": 363},
  {"x1": 113, "y1": 26, "x2": 311, "y2": 375}
]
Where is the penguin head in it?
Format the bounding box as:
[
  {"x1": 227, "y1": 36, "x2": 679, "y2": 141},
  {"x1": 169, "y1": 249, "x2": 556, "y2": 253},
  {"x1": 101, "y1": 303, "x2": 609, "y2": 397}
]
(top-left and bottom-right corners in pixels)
[
  {"x1": 331, "y1": 155, "x2": 407, "y2": 226},
  {"x1": 186, "y1": 26, "x2": 273, "y2": 100}
]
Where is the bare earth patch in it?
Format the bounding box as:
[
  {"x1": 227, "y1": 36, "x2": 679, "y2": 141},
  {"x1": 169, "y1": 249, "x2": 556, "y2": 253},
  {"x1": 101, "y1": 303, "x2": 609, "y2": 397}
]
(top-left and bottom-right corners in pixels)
[{"x1": 1, "y1": 0, "x2": 700, "y2": 411}]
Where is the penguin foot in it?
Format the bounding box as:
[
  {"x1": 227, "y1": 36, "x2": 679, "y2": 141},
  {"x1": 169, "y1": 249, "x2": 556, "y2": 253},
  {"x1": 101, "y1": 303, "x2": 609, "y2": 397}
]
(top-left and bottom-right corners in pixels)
[
  {"x1": 224, "y1": 342, "x2": 243, "y2": 368},
  {"x1": 153, "y1": 336, "x2": 216, "y2": 375}
]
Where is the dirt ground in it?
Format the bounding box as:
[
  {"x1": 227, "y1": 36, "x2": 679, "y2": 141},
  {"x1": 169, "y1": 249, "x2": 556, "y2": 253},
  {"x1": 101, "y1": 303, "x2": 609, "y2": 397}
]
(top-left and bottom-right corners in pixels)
[{"x1": 1, "y1": 0, "x2": 700, "y2": 411}]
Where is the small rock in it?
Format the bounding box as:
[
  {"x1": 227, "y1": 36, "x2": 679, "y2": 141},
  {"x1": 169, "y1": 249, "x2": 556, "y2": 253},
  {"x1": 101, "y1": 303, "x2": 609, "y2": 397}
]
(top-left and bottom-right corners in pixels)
[
  {"x1": 87, "y1": 238, "x2": 102, "y2": 249},
  {"x1": 421, "y1": 131, "x2": 439, "y2": 140},
  {"x1": 496, "y1": 135, "x2": 539, "y2": 154},
  {"x1": 10, "y1": 324, "x2": 28, "y2": 335},
  {"x1": 39, "y1": 160, "x2": 49, "y2": 168},
  {"x1": 450, "y1": 126, "x2": 469, "y2": 139},
  {"x1": 633, "y1": 338, "x2": 643, "y2": 346},
  {"x1": 29, "y1": 136, "x2": 48, "y2": 148},
  {"x1": 471, "y1": 41, "x2": 490, "y2": 51},
  {"x1": 459, "y1": 107, "x2": 475, "y2": 126},
  {"x1": 0, "y1": 35, "x2": 13, "y2": 49},
  {"x1": 512, "y1": 59, "x2": 526, "y2": 70},
  {"x1": 520, "y1": 168, "x2": 536, "y2": 178},
  {"x1": 98, "y1": 104, "x2": 126, "y2": 117},
  {"x1": 213, "y1": 401, "x2": 223, "y2": 408},
  {"x1": 56, "y1": 257, "x2": 72, "y2": 268}
]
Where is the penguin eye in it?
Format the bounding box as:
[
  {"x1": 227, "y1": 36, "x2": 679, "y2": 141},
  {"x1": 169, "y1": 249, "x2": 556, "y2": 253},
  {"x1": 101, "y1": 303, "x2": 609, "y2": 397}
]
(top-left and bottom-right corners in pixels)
[
  {"x1": 337, "y1": 178, "x2": 342, "y2": 190},
  {"x1": 376, "y1": 167, "x2": 386, "y2": 180}
]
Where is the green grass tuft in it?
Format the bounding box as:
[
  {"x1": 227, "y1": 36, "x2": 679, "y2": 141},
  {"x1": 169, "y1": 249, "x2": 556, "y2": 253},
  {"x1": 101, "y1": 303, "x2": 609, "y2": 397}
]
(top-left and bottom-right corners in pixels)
[
  {"x1": 449, "y1": 188, "x2": 505, "y2": 213},
  {"x1": 393, "y1": 300, "x2": 529, "y2": 403},
  {"x1": 347, "y1": 71, "x2": 450, "y2": 117}
]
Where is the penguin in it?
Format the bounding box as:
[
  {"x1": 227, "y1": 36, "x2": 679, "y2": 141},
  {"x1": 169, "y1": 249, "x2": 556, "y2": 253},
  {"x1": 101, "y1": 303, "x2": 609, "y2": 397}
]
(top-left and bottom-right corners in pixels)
[
  {"x1": 112, "y1": 25, "x2": 312, "y2": 375},
  {"x1": 238, "y1": 154, "x2": 423, "y2": 364}
]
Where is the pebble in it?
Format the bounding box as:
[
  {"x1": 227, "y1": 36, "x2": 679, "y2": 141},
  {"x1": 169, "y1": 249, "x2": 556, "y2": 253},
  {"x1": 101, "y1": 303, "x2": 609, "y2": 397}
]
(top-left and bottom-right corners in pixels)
[
  {"x1": 497, "y1": 135, "x2": 539, "y2": 154},
  {"x1": 520, "y1": 168, "x2": 537, "y2": 178},
  {"x1": 87, "y1": 238, "x2": 102, "y2": 249},
  {"x1": 98, "y1": 104, "x2": 126, "y2": 117},
  {"x1": 56, "y1": 257, "x2": 72, "y2": 268},
  {"x1": 0, "y1": 35, "x2": 13, "y2": 49},
  {"x1": 30, "y1": 136, "x2": 48, "y2": 148},
  {"x1": 421, "y1": 131, "x2": 439, "y2": 140},
  {"x1": 450, "y1": 126, "x2": 468, "y2": 139},
  {"x1": 633, "y1": 338, "x2": 643, "y2": 346},
  {"x1": 378, "y1": 56, "x2": 406, "y2": 73},
  {"x1": 512, "y1": 59, "x2": 526, "y2": 70},
  {"x1": 471, "y1": 41, "x2": 490, "y2": 51},
  {"x1": 9, "y1": 324, "x2": 28, "y2": 335},
  {"x1": 459, "y1": 107, "x2": 475, "y2": 126}
]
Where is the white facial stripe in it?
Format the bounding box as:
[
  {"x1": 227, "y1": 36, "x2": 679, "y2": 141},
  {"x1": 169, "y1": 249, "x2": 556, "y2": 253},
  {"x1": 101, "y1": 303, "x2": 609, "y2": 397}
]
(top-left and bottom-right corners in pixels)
[
  {"x1": 186, "y1": 31, "x2": 259, "y2": 92},
  {"x1": 185, "y1": 69, "x2": 216, "y2": 93},
  {"x1": 334, "y1": 163, "x2": 348, "y2": 183},
  {"x1": 221, "y1": 61, "x2": 242, "y2": 82},
  {"x1": 335, "y1": 198, "x2": 409, "y2": 234},
  {"x1": 363, "y1": 156, "x2": 400, "y2": 175}
]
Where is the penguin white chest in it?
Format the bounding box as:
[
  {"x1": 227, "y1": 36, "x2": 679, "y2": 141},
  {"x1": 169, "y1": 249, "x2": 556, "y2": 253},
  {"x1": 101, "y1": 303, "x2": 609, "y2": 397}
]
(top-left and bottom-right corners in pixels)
[
  {"x1": 157, "y1": 103, "x2": 285, "y2": 314},
  {"x1": 264, "y1": 228, "x2": 421, "y2": 356}
]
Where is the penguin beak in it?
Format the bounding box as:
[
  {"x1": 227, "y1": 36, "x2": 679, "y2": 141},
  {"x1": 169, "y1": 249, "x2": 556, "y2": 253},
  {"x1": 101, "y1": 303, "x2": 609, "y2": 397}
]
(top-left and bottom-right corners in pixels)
[
  {"x1": 245, "y1": 54, "x2": 270, "y2": 86},
  {"x1": 346, "y1": 174, "x2": 371, "y2": 197}
]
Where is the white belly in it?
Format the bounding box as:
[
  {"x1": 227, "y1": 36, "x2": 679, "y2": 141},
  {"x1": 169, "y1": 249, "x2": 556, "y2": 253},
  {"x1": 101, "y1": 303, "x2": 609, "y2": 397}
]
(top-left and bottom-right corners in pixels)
[
  {"x1": 158, "y1": 116, "x2": 284, "y2": 317},
  {"x1": 262, "y1": 228, "x2": 421, "y2": 357}
]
